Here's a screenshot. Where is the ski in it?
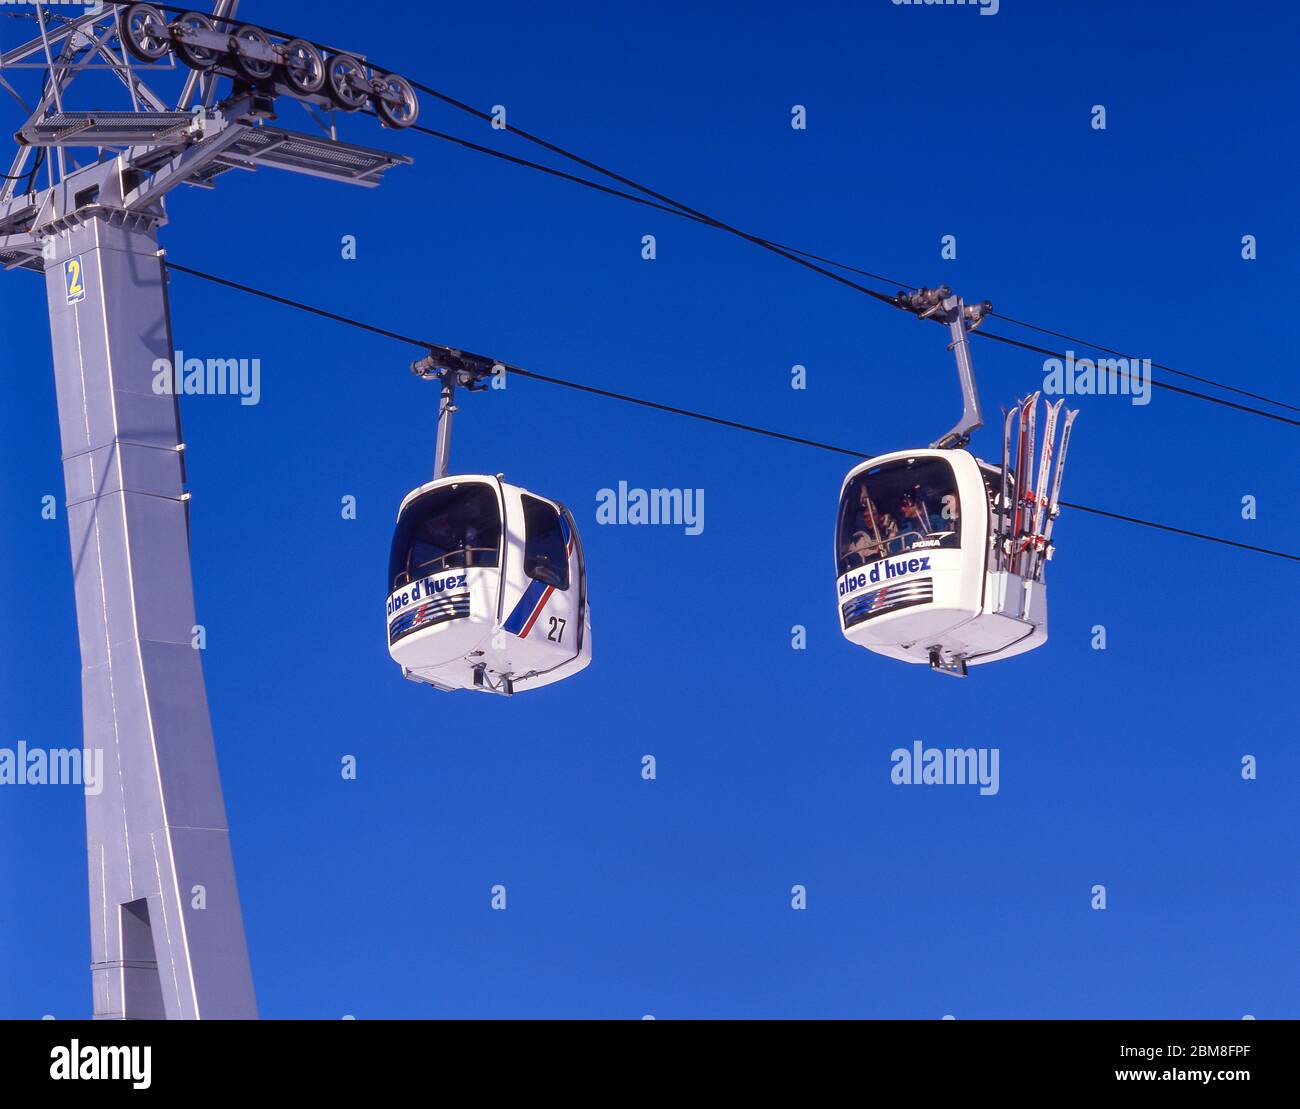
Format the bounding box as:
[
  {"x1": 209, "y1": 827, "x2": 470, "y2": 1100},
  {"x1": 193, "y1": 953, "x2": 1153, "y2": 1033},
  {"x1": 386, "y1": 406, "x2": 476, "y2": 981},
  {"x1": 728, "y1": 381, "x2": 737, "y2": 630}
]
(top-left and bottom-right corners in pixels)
[
  {"x1": 1016, "y1": 392, "x2": 1039, "y2": 576},
  {"x1": 1032, "y1": 399, "x2": 1064, "y2": 541},
  {"x1": 998, "y1": 404, "x2": 1015, "y2": 571},
  {"x1": 1037, "y1": 407, "x2": 1079, "y2": 579},
  {"x1": 1011, "y1": 395, "x2": 1030, "y2": 564}
]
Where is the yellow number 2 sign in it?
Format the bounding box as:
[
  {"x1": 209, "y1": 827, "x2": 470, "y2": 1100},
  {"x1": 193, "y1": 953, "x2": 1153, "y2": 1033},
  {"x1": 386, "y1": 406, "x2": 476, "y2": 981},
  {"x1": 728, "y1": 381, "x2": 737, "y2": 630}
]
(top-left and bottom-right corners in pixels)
[{"x1": 64, "y1": 256, "x2": 87, "y2": 305}]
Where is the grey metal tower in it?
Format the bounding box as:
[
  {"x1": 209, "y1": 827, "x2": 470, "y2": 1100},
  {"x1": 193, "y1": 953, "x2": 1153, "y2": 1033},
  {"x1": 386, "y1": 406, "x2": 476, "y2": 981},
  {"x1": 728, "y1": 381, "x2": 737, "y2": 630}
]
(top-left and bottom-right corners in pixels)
[{"x1": 1, "y1": 2, "x2": 413, "y2": 1018}]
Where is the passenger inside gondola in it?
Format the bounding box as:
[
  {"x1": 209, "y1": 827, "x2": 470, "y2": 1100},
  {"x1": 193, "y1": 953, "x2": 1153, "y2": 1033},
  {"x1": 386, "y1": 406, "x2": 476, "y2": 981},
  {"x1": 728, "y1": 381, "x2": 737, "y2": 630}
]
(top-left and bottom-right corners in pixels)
[{"x1": 897, "y1": 493, "x2": 931, "y2": 540}]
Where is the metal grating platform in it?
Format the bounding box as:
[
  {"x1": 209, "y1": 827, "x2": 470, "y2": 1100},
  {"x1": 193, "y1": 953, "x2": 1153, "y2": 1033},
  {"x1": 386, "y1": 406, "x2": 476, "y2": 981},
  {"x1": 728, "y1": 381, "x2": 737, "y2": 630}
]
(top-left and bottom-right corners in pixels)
[
  {"x1": 0, "y1": 245, "x2": 43, "y2": 272},
  {"x1": 21, "y1": 112, "x2": 195, "y2": 148},
  {"x1": 19, "y1": 112, "x2": 410, "y2": 189},
  {"x1": 195, "y1": 125, "x2": 412, "y2": 188}
]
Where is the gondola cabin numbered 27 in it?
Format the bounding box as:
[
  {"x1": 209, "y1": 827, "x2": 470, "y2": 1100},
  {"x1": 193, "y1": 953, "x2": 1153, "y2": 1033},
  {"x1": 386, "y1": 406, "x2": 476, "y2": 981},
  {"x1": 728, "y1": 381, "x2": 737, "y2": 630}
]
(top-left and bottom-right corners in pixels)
[
  {"x1": 837, "y1": 287, "x2": 1077, "y2": 677},
  {"x1": 386, "y1": 347, "x2": 591, "y2": 696},
  {"x1": 387, "y1": 476, "x2": 591, "y2": 695}
]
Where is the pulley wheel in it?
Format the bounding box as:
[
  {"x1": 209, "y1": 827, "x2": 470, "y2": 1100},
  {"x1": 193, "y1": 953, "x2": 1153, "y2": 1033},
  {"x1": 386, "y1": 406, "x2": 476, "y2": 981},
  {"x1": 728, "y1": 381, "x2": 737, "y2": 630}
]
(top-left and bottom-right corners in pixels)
[
  {"x1": 282, "y1": 38, "x2": 326, "y2": 96},
  {"x1": 374, "y1": 73, "x2": 420, "y2": 129},
  {"x1": 232, "y1": 25, "x2": 276, "y2": 83},
  {"x1": 120, "y1": 3, "x2": 171, "y2": 63},
  {"x1": 326, "y1": 53, "x2": 371, "y2": 111},
  {"x1": 173, "y1": 12, "x2": 219, "y2": 71}
]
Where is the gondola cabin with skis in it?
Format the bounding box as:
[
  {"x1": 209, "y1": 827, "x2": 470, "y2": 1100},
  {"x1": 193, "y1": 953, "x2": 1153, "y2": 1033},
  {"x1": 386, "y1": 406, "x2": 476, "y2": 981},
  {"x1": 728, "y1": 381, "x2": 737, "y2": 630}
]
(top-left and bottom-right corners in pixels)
[{"x1": 836, "y1": 288, "x2": 1078, "y2": 677}]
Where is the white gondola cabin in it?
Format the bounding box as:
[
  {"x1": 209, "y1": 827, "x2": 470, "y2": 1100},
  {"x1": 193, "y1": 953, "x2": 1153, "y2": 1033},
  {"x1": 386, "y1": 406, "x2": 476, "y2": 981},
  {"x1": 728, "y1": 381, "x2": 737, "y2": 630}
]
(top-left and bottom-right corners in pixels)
[
  {"x1": 386, "y1": 348, "x2": 591, "y2": 695},
  {"x1": 836, "y1": 448, "x2": 1045, "y2": 674},
  {"x1": 387, "y1": 475, "x2": 591, "y2": 695},
  {"x1": 837, "y1": 287, "x2": 1077, "y2": 676}
]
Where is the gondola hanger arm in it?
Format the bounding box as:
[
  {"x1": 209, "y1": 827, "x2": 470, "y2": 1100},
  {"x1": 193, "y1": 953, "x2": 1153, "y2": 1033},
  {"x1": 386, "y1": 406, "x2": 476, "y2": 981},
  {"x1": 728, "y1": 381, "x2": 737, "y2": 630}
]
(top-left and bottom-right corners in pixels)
[{"x1": 895, "y1": 286, "x2": 992, "y2": 450}]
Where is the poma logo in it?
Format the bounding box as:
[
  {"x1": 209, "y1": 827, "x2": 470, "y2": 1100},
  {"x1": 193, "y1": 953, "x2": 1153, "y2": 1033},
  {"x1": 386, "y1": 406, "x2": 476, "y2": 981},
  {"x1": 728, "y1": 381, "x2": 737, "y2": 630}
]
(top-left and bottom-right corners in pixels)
[
  {"x1": 1042, "y1": 351, "x2": 1151, "y2": 406},
  {"x1": 152, "y1": 349, "x2": 261, "y2": 406},
  {"x1": 595, "y1": 481, "x2": 704, "y2": 536}
]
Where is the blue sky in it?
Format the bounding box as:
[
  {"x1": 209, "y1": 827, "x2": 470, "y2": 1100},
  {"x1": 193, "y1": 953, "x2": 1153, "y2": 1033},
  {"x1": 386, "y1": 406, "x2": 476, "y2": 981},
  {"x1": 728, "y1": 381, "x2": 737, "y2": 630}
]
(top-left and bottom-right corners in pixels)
[{"x1": 1, "y1": 0, "x2": 1296, "y2": 1018}]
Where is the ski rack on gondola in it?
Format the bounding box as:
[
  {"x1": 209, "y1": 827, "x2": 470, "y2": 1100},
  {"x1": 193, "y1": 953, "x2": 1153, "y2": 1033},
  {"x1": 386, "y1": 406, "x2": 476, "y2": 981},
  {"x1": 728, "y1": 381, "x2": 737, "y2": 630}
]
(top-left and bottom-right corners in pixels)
[{"x1": 997, "y1": 391, "x2": 1079, "y2": 584}]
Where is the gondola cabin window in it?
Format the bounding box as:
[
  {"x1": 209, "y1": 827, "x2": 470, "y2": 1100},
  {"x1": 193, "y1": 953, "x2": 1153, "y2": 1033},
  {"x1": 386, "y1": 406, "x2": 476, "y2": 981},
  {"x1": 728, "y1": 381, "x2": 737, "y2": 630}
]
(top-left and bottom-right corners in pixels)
[
  {"x1": 389, "y1": 482, "x2": 502, "y2": 592},
  {"x1": 837, "y1": 456, "x2": 961, "y2": 577},
  {"x1": 521, "y1": 494, "x2": 570, "y2": 591}
]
